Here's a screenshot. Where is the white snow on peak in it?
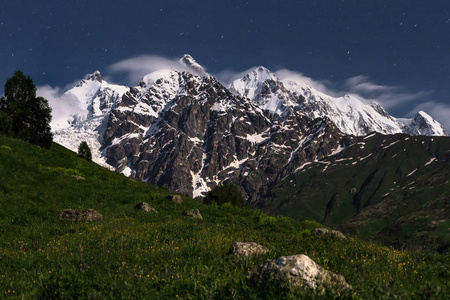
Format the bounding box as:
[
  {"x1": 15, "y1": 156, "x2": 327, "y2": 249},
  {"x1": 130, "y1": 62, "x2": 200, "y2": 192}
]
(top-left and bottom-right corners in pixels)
[
  {"x1": 229, "y1": 66, "x2": 277, "y2": 101},
  {"x1": 230, "y1": 66, "x2": 446, "y2": 137},
  {"x1": 140, "y1": 69, "x2": 180, "y2": 87},
  {"x1": 229, "y1": 66, "x2": 296, "y2": 116},
  {"x1": 65, "y1": 72, "x2": 128, "y2": 119},
  {"x1": 179, "y1": 54, "x2": 209, "y2": 76}
]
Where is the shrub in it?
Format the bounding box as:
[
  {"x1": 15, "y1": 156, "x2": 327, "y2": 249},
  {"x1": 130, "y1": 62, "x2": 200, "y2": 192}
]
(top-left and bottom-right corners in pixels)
[
  {"x1": 203, "y1": 183, "x2": 245, "y2": 207},
  {"x1": 77, "y1": 141, "x2": 92, "y2": 161}
]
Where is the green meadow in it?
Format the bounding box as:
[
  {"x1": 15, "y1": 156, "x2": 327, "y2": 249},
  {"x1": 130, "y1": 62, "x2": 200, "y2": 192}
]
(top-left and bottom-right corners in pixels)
[{"x1": 0, "y1": 134, "x2": 449, "y2": 299}]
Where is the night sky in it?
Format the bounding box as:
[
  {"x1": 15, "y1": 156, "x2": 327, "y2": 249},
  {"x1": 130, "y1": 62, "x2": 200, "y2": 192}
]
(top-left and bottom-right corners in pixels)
[{"x1": 1, "y1": 0, "x2": 450, "y2": 129}]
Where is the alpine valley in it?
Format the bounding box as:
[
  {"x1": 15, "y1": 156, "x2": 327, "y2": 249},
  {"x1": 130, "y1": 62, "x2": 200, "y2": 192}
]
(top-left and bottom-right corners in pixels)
[{"x1": 52, "y1": 55, "x2": 449, "y2": 251}]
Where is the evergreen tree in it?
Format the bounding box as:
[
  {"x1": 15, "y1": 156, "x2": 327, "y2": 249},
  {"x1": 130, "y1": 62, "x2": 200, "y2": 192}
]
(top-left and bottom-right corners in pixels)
[
  {"x1": 204, "y1": 183, "x2": 245, "y2": 207},
  {"x1": 0, "y1": 70, "x2": 53, "y2": 148},
  {"x1": 78, "y1": 141, "x2": 92, "y2": 161},
  {"x1": 0, "y1": 111, "x2": 12, "y2": 135}
]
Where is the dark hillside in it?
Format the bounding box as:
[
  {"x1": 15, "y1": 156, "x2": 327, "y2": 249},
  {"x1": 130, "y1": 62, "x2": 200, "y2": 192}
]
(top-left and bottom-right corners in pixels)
[{"x1": 261, "y1": 133, "x2": 450, "y2": 252}]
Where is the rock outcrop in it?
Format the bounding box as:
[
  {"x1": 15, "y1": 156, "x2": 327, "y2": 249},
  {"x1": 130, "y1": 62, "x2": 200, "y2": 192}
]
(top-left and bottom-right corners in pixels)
[
  {"x1": 248, "y1": 254, "x2": 351, "y2": 292},
  {"x1": 229, "y1": 242, "x2": 269, "y2": 257},
  {"x1": 58, "y1": 209, "x2": 103, "y2": 222},
  {"x1": 168, "y1": 195, "x2": 183, "y2": 204},
  {"x1": 183, "y1": 209, "x2": 202, "y2": 220},
  {"x1": 312, "y1": 228, "x2": 346, "y2": 239},
  {"x1": 134, "y1": 202, "x2": 157, "y2": 213}
]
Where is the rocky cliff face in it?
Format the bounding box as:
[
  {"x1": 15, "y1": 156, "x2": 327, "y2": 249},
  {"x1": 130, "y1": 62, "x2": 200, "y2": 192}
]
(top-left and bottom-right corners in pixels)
[
  {"x1": 52, "y1": 55, "x2": 447, "y2": 201},
  {"x1": 98, "y1": 67, "x2": 345, "y2": 200}
]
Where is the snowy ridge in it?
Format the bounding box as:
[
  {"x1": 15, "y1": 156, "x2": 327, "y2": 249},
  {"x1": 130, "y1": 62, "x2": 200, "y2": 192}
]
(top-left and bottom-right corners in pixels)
[
  {"x1": 229, "y1": 67, "x2": 447, "y2": 137},
  {"x1": 52, "y1": 54, "x2": 447, "y2": 201}
]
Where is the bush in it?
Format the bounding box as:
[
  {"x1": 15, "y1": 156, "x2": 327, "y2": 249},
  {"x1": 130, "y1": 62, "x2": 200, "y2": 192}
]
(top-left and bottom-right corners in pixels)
[
  {"x1": 77, "y1": 141, "x2": 92, "y2": 161},
  {"x1": 203, "y1": 183, "x2": 245, "y2": 207}
]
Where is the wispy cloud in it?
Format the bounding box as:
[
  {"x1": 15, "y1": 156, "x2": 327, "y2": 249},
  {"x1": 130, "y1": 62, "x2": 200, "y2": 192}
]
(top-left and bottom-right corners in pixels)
[
  {"x1": 343, "y1": 75, "x2": 431, "y2": 110},
  {"x1": 274, "y1": 69, "x2": 338, "y2": 96},
  {"x1": 214, "y1": 68, "x2": 257, "y2": 86},
  {"x1": 37, "y1": 85, "x2": 88, "y2": 131},
  {"x1": 107, "y1": 55, "x2": 192, "y2": 85}
]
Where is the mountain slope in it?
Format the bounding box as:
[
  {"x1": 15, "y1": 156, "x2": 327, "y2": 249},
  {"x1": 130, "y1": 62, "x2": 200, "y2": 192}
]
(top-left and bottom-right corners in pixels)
[
  {"x1": 229, "y1": 67, "x2": 447, "y2": 137},
  {"x1": 260, "y1": 133, "x2": 450, "y2": 252}
]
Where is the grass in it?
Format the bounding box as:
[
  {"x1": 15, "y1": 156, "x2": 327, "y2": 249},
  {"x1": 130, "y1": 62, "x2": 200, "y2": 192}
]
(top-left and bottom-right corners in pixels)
[{"x1": 0, "y1": 134, "x2": 449, "y2": 299}]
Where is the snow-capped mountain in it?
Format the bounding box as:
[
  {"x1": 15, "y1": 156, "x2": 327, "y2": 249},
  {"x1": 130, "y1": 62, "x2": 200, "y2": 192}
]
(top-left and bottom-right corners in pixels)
[
  {"x1": 52, "y1": 71, "x2": 128, "y2": 167},
  {"x1": 229, "y1": 67, "x2": 447, "y2": 137},
  {"x1": 51, "y1": 54, "x2": 447, "y2": 201}
]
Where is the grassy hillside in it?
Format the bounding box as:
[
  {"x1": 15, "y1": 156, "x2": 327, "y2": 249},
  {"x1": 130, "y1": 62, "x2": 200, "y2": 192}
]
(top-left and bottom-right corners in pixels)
[
  {"x1": 0, "y1": 134, "x2": 449, "y2": 299},
  {"x1": 262, "y1": 133, "x2": 450, "y2": 253}
]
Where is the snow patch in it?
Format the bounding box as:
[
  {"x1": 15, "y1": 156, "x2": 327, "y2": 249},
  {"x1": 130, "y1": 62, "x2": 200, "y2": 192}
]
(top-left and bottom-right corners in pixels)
[
  {"x1": 407, "y1": 168, "x2": 417, "y2": 177},
  {"x1": 424, "y1": 158, "x2": 436, "y2": 167}
]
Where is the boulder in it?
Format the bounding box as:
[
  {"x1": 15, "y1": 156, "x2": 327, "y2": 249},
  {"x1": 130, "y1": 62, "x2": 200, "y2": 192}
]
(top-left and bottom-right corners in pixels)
[
  {"x1": 183, "y1": 209, "x2": 202, "y2": 220},
  {"x1": 312, "y1": 228, "x2": 346, "y2": 239},
  {"x1": 59, "y1": 209, "x2": 103, "y2": 222},
  {"x1": 229, "y1": 242, "x2": 269, "y2": 257},
  {"x1": 248, "y1": 254, "x2": 351, "y2": 292},
  {"x1": 134, "y1": 202, "x2": 157, "y2": 213},
  {"x1": 168, "y1": 195, "x2": 183, "y2": 204}
]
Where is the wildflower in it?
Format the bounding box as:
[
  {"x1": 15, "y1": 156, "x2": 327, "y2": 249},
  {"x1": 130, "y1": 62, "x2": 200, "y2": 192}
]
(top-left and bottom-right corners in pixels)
[
  {"x1": 360, "y1": 268, "x2": 364, "y2": 277},
  {"x1": 425, "y1": 290, "x2": 432, "y2": 298}
]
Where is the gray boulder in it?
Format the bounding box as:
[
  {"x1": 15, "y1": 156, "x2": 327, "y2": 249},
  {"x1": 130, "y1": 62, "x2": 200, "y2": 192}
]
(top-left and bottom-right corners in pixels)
[
  {"x1": 248, "y1": 254, "x2": 351, "y2": 292},
  {"x1": 229, "y1": 242, "x2": 269, "y2": 257},
  {"x1": 312, "y1": 228, "x2": 346, "y2": 239},
  {"x1": 168, "y1": 195, "x2": 183, "y2": 204},
  {"x1": 183, "y1": 209, "x2": 202, "y2": 220},
  {"x1": 59, "y1": 209, "x2": 103, "y2": 222},
  {"x1": 134, "y1": 202, "x2": 157, "y2": 213}
]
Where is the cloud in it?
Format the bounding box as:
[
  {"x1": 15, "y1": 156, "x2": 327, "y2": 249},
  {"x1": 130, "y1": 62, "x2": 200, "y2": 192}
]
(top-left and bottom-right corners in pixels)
[
  {"x1": 213, "y1": 68, "x2": 258, "y2": 86},
  {"x1": 405, "y1": 101, "x2": 450, "y2": 132},
  {"x1": 37, "y1": 85, "x2": 88, "y2": 131},
  {"x1": 274, "y1": 69, "x2": 339, "y2": 96},
  {"x1": 343, "y1": 75, "x2": 431, "y2": 110},
  {"x1": 214, "y1": 67, "x2": 337, "y2": 96},
  {"x1": 107, "y1": 55, "x2": 192, "y2": 84}
]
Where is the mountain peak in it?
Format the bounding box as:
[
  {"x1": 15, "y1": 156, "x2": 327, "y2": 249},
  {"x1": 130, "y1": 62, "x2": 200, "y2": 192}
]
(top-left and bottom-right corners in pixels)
[
  {"x1": 410, "y1": 111, "x2": 447, "y2": 136},
  {"x1": 179, "y1": 54, "x2": 208, "y2": 76},
  {"x1": 87, "y1": 70, "x2": 102, "y2": 83}
]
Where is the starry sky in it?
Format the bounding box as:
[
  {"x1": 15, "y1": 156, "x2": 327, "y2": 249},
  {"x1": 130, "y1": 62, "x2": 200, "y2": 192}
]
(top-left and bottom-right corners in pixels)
[{"x1": 1, "y1": 0, "x2": 450, "y2": 129}]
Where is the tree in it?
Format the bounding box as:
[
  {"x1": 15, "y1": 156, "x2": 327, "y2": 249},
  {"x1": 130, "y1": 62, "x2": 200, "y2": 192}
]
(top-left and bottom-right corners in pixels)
[
  {"x1": 0, "y1": 70, "x2": 53, "y2": 148},
  {"x1": 78, "y1": 141, "x2": 92, "y2": 161},
  {"x1": 203, "y1": 183, "x2": 245, "y2": 207},
  {"x1": 0, "y1": 110, "x2": 12, "y2": 135}
]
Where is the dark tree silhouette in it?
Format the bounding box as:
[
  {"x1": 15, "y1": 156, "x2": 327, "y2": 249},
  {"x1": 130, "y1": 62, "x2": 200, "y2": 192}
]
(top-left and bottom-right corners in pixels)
[
  {"x1": 0, "y1": 70, "x2": 53, "y2": 148},
  {"x1": 78, "y1": 141, "x2": 92, "y2": 161}
]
